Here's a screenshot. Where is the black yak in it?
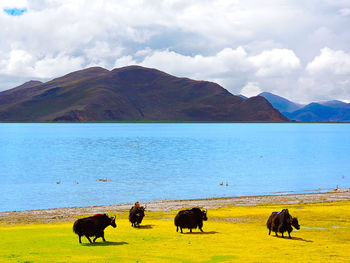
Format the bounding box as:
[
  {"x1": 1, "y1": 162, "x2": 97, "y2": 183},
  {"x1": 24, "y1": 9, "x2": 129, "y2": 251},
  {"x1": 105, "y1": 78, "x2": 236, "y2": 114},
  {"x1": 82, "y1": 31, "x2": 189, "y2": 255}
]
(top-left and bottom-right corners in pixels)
[
  {"x1": 129, "y1": 202, "x2": 145, "y2": 227},
  {"x1": 266, "y1": 209, "x2": 300, "y2": 238},
  {"x1": 174, "y1": 208, "x2": 207, "y2": 233},
  {"x1": 73, "y1": 213, "x2": 116, "y2": 243}
]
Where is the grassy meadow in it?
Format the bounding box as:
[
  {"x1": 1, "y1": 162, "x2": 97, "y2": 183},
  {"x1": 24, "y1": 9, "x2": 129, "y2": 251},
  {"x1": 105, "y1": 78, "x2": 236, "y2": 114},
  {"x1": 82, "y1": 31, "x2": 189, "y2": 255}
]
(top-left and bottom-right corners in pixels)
[{"x1": 0, "y1": 201, "x2": 349, "y2": 262}]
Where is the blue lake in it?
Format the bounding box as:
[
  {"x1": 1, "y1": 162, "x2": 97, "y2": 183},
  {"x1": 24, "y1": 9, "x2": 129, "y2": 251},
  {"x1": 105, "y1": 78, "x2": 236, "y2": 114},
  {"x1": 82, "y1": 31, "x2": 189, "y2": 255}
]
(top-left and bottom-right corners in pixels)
[{"x1": 0, "y1": 123, "x2": 349, "y2": 212}]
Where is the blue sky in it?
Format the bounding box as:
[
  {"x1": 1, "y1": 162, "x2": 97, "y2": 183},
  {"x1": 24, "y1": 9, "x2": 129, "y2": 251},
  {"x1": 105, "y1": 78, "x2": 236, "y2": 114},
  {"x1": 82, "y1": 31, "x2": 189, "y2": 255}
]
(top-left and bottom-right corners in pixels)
[
  {"x1": 3, "y1": 8, "x2": 27, "y2": 16},
  {"x1": 0, "y1": 0, "x2": 350, "y2": 103}
]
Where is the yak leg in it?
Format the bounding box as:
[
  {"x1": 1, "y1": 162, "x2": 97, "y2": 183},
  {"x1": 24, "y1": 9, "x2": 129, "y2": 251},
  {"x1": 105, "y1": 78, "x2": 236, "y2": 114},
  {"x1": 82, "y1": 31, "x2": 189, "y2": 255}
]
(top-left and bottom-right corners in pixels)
[
  {"x1": 102, "y1": 233, "x2": 106, "y2": 242},
  {"x1": 281, "y1": 232, "x2": 284, "y2": 238},
  {"x1": 79, "y1": 235, "x2": 82, "y2": 244},
  {"x1": 93, "y1": 234, "x2": 102, "y2": 243},
  {"x1": 176, "y1": 226, "x2": 179, "y2": 232},
  {"x1": 275, "y1": 232, "x2": 278, "y2": 237},
  {"x1": 180, "y1": 227, "x2": 183, "y2": 233},
  {"x1": 190, "y1": 229, "x2": 192, "y2": 233},
  {"x1": 199, "y1": 227, "x2": 203, "y2": 232},
  {"x1": 288, "y1": 231, "x2": 291, "y2": 238},
  {"x1": 268, "y1": 229, "x2": 271, "y2": 235},
  {"x1": 86, "y1": 236, "x2": 92, "y2": 243}
]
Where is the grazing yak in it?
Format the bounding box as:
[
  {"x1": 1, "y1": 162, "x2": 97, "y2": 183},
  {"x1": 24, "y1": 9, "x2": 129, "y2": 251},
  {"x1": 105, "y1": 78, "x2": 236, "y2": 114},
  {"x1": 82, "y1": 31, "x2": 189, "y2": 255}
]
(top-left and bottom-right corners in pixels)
[
  {"x1": 73, "y1": 214, "x2": 116, "y2": 243},
  {"x1": 174, "y1": 208, "x2": 207, "y2": 233},
  {"x1": 266, "y1": 209, "x2": 300, "y2": 238},
  {"x1": 129, "y1": 202, "x2": 145, "y2": 227}
]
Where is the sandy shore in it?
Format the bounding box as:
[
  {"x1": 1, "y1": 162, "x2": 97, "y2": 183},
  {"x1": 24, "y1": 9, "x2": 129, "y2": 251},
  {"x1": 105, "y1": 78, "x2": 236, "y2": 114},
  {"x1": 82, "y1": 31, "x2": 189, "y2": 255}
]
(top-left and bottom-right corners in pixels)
[{"x1": 0, "y1": 188, "x2": 349, "y2": 224}]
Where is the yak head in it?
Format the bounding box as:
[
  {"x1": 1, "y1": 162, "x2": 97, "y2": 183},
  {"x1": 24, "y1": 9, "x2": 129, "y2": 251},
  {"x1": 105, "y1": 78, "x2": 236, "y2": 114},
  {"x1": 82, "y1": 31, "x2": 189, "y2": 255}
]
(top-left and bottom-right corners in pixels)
[
  {"x1": 110, "y1": 216, "x2": 117, "y2": 228},
  {"x1": 201, "y1": 209, "x2": 208, "y2": 221},
  {"x1": 291, "y1": 217, "x2": 300, "y2": 230},
  {"x1": 136, "y1": 208, "x2": 145, "y2": 217},
  {"x1": 94, "y1": 213, "x2": 117, "y2": 228},
  {"x1": 140, "y1": 206, "x2": 145, "y2": 216}
]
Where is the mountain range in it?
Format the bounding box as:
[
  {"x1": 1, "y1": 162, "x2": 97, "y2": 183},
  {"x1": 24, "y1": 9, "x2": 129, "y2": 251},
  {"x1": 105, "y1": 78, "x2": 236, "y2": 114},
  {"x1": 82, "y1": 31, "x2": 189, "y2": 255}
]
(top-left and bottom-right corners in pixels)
[
  {"x1": 0, "y1": 66, "x2": 287, "y2": 122},
  {"x1": 258, "y1": 92, "x2": 350, "y2": 122}
]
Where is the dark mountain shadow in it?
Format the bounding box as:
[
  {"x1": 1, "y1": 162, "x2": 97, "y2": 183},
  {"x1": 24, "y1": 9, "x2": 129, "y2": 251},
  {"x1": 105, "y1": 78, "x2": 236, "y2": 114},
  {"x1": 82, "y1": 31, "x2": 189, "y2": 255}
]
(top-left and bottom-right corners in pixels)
[
  {"x1": 183, "y1": 231, "x2": 218, "y2": 235},
  {"x1": 82, "y1": 241, "x2": 128, "y2": 246}
]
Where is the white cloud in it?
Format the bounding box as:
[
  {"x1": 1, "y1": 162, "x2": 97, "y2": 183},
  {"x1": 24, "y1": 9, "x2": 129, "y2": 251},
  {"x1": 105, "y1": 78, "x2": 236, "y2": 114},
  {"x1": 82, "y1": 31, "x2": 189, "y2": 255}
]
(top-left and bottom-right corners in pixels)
[
  {"x1": 0, "y1": 49, "x2": 84, "y2": 78},
  {"x1": 306, "y1": 47, "x2": 350, "y2": 75},
  {"x1": 116, "y1": 47, "x2": 300, "y2": 80},
  {"x1": 0, "y1": 0, "x2": 27, "y2": 8},
  {"x1": 249, "y1": 49, "x2": 301, "y2": 77},
  {"x1": 339, "y1": 8, "x2": 350, "y2": 16},
  {"x1": 284, "y1": 47, "x2": 350, "y2": 103},
  {"x1": 1, "y1": 49, "x2": 35, "y2": 76},
  {"x1": 0, "y1": 0, "x2": 350, "y2": 102},
  {"x1": 84, "y1": 42, "x2": 124, "y2": 68},
  {"x1": 114, "y1": 55, "x2": 136, "y2": 68},
  {"x1": 135, "y1": 47, "x2": 153, "y2": 58},
  {"x1": 240, "y1": 82, "x2": 262, "y2": 97},
  {"x1": 33, "y1": 54, "x2": 84, "y2": 78},
  {"x1": 139, "y1": 47, "x2": 251, "y2": 80}
]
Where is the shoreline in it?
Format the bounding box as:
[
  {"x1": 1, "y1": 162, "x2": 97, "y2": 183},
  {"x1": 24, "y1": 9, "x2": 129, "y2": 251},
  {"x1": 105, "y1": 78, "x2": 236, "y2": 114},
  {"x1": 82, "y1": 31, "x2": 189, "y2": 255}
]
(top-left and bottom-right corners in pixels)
[
  {"x1": 0, "y1": 188, "x2": 349, "y2": 224},
  {"x1": 1, "y1": 121, "x2": 350, "y2": 123}
]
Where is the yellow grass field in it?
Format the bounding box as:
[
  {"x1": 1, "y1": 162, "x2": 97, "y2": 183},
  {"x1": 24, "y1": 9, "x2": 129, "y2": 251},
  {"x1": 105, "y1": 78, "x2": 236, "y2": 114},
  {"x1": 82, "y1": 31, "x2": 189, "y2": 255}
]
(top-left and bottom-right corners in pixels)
[{"x1": 0, "y1": 201, "x2": 349, "y2": 262}]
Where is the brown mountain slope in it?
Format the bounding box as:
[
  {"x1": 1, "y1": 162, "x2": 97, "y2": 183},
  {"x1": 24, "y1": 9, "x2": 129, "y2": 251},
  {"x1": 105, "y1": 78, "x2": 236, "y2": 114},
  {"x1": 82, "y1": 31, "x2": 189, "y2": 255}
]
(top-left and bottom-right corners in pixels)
[{"x1": 0, "y1": 66, "x2": 288, "y2": 122}]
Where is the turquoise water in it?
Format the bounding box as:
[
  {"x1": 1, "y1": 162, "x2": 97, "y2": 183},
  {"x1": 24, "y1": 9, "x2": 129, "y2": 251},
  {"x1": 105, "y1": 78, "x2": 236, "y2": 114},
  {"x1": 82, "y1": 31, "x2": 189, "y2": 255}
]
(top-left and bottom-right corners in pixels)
[{"x1": 0, "y1": 123, "x2": 349, "y2": 212}]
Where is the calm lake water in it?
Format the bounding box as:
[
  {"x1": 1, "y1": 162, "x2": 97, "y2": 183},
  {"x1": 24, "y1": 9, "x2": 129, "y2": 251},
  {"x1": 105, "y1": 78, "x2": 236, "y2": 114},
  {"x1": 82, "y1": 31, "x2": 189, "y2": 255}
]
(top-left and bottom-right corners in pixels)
[{"x1": 0, "y1": 123, "x2": 349, "y2": 212}]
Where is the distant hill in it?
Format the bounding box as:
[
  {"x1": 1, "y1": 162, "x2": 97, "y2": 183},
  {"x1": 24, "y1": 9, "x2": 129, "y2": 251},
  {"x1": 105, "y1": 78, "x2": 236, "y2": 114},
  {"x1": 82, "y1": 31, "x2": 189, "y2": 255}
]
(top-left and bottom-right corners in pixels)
[
  {"x1": 258, "y1": 92, "x2": 350, "y2": 122},
  {"x1": 258, "y1": 92, "x2": 303, "y2": 113},
  {"x1": 319, "y1": 100, "x2": 350, "y2": 109},
  {"x1": 0, "y1": 66, "x2": 288, "y2": 122},
  {"x1": 284, "y1": 102, "x2": 350, "y2": 122}
]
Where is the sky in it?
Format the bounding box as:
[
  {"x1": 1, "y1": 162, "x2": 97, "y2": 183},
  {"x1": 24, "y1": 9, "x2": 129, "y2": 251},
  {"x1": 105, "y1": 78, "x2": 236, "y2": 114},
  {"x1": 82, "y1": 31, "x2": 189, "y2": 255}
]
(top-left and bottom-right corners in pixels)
[{"x1": 0, "y1": 0, "x2": 350, "y2": 103}]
